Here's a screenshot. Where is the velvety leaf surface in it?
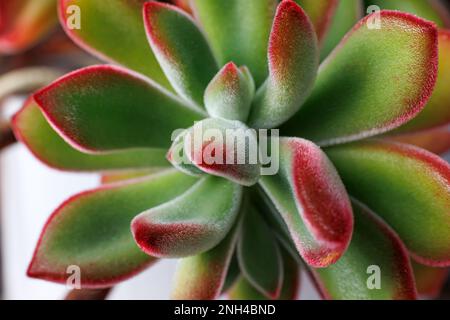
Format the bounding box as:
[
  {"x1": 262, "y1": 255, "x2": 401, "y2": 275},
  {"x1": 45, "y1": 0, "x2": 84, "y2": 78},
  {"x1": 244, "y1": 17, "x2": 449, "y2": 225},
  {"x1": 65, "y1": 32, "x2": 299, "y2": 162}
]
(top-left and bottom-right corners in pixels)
[
  {"x1": 13, "y1": 99, "x2": 170, "y2": 171},
  {"x1": 143, "y1": 2, "x2": 218, "y2": 107},
  {"x1": 248, "y1": 0, "x2": 319, "y2": 129},
  {"x1": 166, "y1": 130, "x2": 204, "y2": 177},
  {"x1": 326, "y1": 140, "x2": 450, "y2": 266},
  {"x1": 171, "y1": 217, "x2": 241, "y2": 300},
  {"x1": 394, "y1": 30, "x2": 450, "y2": 133},
  {"x1": 259, "y1": 138, "x2": 353, "y2": 267},
  {"x1": 412, "y1": 261, "x2": 449, "y2": 298},
  {"x1": 282, "y1": 11, "x2": 438, "y2": 145},
  {"x1": 101, "y1": 170, "x2": 160, "y2": 184},
  {"x1": 238, "y1": 207, "x2": 283, "y2": 299},
  {"x1": 204, "y1": 63, "x2": 254, "y2": 122},
  {"x1": 386, "y1": 127, "x2": 450, "y2": 155},
  {"x1": 0, "y1": 0, "x2": 57, "y2": 54},
  {"x1": 132, "y1": 176, "x2": 242, "y2": 258},
  {"x1": 28, "y1": 170, "x2": 197, "y2": 287},
  {"x1": 59, "y1": 0, "x2": 171, "y2": 88},
  {"x1": 313, "y1": 200, "x2": 417, "y2": 300},
  {"x1": 33, "y1": 65, "x2": 204, "y2": 153},
  {"x1": 184, "y1": 118, "x2": 261, "y2": 186},
  {"x1": 191, "y1": 0, "x2": 277, "y2": 87}
]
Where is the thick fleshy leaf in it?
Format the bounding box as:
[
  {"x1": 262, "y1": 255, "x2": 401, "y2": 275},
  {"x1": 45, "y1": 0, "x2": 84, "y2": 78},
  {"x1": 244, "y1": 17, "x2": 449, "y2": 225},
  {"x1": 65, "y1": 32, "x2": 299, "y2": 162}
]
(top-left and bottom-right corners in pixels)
[
  {"x1": 171, "y1": 216, "x2": 241, "y2": 300},
  {"x1": 28, "y1": 170, "x2": 197, "y2": 287},
  {"x1": 143, "y1": 2, "x2": 218, "y2": 107},
  {"x1": 184, "y1": 118, "x2": 261, "y2": 186},
  {"x1": 59, "y1": 0, "x2": 171, "y2": 88},
  {"x1": 248, "y1": 0, "x2": 319, "y2": 129},
  {"x1": 394, "y1": 30, "x2": 450, "y2": 133},
  {"x1": 386, "y1": 127, "x2": 450, "y2": 155},
  {"x1": 33, "y1": 65, "x2": 204, "y2": 153},
  {"x1": 131, "y1": 176, "x2": 242, "y2": 258},
  {"x1": 412, "y1": 261, "x2": 449, "y2": 298},
  {"x1": 259, "y1": 138, "x2": 353, "y2": 267},
  {"x1": 282, "y1": 11, "x2": 438, "y2": 145},
  {"x1": 0, "y1": 0, "x2": 57, "y2": 54},
  {"x1": 12, "y1": 99, "x2": 170, "y2": 171},
  {"x1": 313, "y1": 200, "x2": 417, "y2": 300},
  {"x1": 166, "y1": 130, "x2": 204, "y2": 177},
  {"x1": 320, "y1": 0, "x2": 362, "y2": 60},
  {"x1": 228, "y1": 276, "x2": 268, "y2": 300},
  {"x1": 326, "y1": 140, "x2": 450, "y2": 266},
  {"x1": 221, "y1": 255, "x2": 240, "y2": 294},
  {"x1": 204, "y1": 63, "x2": 254, "y2": 122},
  {"x1": 191, "y1": 0, "x2": 277, "y2": 86},
  {"x1": 294, "y1": 0, "x2": 338, "y2": 44},
  {"x1": 101, "y1": 170, "x2": 160, "y2": 184},
  {"x1": 238, "y1": 207, "x2": 283, "y2": 299},
  {"x1": 278, "y1": 249, "x2": 300, "y2": 300}
]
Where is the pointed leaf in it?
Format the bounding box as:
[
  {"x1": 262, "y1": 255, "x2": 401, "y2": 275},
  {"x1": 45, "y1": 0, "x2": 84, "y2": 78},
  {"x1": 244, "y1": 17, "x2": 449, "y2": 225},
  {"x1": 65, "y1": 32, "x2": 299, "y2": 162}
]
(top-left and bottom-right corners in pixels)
[
  {"x1": 221, "y1": 255, "x2": 240, "y2": 294},
  {"x1": 248, "y1": 0, "x2": 319, "y2": 129},
  {"x1": 0, "y1": 0, "x2": 57, "y2": 54},
  {"x1": 228, "y1": 276, "x2": 268, "y2": 300},
  {"x1": 172, "y1": 0, "x2": 192, "y2": 13},
  {"x1": 171, "y1": 216, "x2": 241, "y2": 300},
  {"x1": 283, "y1": 11, "x2": 438, "y2": 145},
  {"x1": 238, "y1": 207, "x2": 283, "y2": 299},
  {"x1": 278, "y1": 249, "x2": 300, "y2": 300},
  {"x1": 412, "y1": 261, "x2": 449, "y2": 298},
  {"x1": 313, "y1": 200, "x2": 417, "y2": 300},
  {"x1": 259, "y1": 138, "x2": 353, "y2": 267},
  {"x1": 33, "y1": 65, "x2": 204, "y2": 153},
  {"x1": 13, "y1": 99, "x2": 170, "y2": 171},
  {"x1": 143, "y1": 2, "x2": 218, "y2": 107},
  {"x1": 59, "y1": 0, "x2": 171, "y2": 89},
  {"x1": 326, "y1": 140, "x2": 450, "y2": 266},
  {"x1": 27, "y1": 170, "x2": 197, "y2": 287},
  {"x1": 131, "y1": 176, "x2": 242, "y2": 258},
  {"x1": 191, "y1": 0, "x2": 277, "y2": 86},
  {"x1": 205, "y1": 62, "x2": 254, "y2": 122},
  {"x1": 386, "y1": 127, "x2": 450, "y2": 155}
]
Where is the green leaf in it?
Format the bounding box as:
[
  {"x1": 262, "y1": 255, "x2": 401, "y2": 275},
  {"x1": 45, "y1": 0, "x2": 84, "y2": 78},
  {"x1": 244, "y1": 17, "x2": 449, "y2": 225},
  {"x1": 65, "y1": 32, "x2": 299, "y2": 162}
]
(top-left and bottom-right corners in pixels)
[
  {"x1": 227, "y1": 275, "x2": 268, "y2": 300},
  {"x1": 204, "y1": 63, "x2": 254, "y2": 122},
  {"x1": 27, "y1": 170, "x2": 197, "y2": 287},
  {"x1": 326, "y1": 140, "x2": 450, "y2": 266},
  {"x1": 33, "y1": 65, "x2": 204, "y2": 153},
  {"x1": 131, "y1": 176, "x2": 242, "y2": 258},
  {"x1": 313, "y1": 200, "x2": 417, "y2": 300},
  {"x1": 259, "y1": 138, "x2": 353, "y2": 267},
  {"x1": 238, "y1": 206, "x2": 283, "y2": 299},
  {"x1": 166, "y1": 130, "x2": 204, "y2": 177},
  {"x1": 143, "y1": 2, "x2": 218, "y2": 107},
  {"x1": 283, "y1": 11, "x2": 438, "y2": 145},
  {"x1": 248, "y1": 0, "x2": 319, "y2": 129},
  {"x1": 12, "y1": 99, "x2": 170, "y2": 171},
  {"x1": 191, "y1": 0, "x2": 277, "y2": 87},
  {"x1": 278, "y1": 248, "x2": 300, "y2": 300},
  {"x1": 59, "y1": 0, "x2": 171, "y2": 89}
]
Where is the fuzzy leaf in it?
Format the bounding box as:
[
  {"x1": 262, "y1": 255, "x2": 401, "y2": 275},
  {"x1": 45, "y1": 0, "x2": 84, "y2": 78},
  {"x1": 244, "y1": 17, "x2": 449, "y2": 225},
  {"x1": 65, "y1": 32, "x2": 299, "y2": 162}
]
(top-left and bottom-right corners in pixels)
[
  {"x1": 386, "y1": 127, "x2": 450, "y2": 155},
  {"x1": 166, "y1": 130, "x2": 204, "y2": 177},
  {"x1": 143, "y1": 2, "x2": 218, "y2": 107},
  {"x1": 248, "y1": 0, "x2": 319, "y2": 129},
  {"x1": 191, "y1": 0, "x2": 277, "y2": 87},
  {"x1": 238, "y1": 207, "x2": 283, "y2": 299},
  {"x1": 171, "y1": 217, "x2": 241, "y2": 300},
  {"x1": 394, "y1": 30, "x2": 450, "y2": 133},
  {"x1": 184, "y1": 118, "x2": 261, "y2": 186},
  {"x1": 412, "y1": 261, "x2": 449, "y2": 298},
  {"x1": 326, "y1": 140, "x2": 450, "y2": 266},
  {"x1": 260, "y1": 138, "x2": 353, "y2": 267},
  {"x1": 131, "y1": 176, "x2": 242, "y2": 258},
  {"x1": 204, "y1": 63, "x2": 254, "y2": 122},
  {"x1": 283, "y1": 11, "x2": 438, "y2": 145},
  {"x1": 33, "y1": 65, "x2": 204, "y2": 153},
  {"x1": 101, "y1": 170, "x2": 160, "y2": 184},
  {"x1": 59, "y1": 0, "x2": 171, "y2": 89},
  {"x1": 12, "y1": 99, "x2": 169, "y2": 171},
  {"x1": 0, "y1": 0, "x2": 57, "y2": 54},
  {"x1": 27, "y1": 170, "x2": 197, "y2": 287},
  {"x1": 313, "y1": 200, "x2": 417, "y2": 300}
]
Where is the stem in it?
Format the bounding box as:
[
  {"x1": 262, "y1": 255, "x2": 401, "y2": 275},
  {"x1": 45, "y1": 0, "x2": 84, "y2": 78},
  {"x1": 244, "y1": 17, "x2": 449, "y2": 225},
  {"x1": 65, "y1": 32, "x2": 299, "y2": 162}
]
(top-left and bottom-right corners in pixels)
[{"x1": 65, "y1": 288, "x2": 113, "y2": 300}]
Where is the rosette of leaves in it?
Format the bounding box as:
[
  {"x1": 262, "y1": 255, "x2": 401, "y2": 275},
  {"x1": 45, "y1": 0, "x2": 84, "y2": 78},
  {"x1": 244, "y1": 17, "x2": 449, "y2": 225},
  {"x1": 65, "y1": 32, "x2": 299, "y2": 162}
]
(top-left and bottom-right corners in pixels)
[{"x1": 12, "y1": 0, "x2": 450, "y2": 300}]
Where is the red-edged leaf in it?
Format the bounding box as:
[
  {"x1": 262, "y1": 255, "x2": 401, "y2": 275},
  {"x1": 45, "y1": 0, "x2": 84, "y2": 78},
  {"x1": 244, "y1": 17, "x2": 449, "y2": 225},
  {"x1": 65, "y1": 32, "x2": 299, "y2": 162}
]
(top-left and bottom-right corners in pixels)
[
  {"x1": 248, "y1": 0, "x2": 319, "y2": 129},
  {"x1": 143, "y1": 2, "x2": 218, "y2": 107},
  {"x1": 33, "y1": 65, "x2": 204, "y2": 153},
  {"x1": 166, "y1": 129, "x2": 204, "y2": 177},
  {"x1": 131, "y1": 176, "x2": 242, "y2": 258},
  {"x1": 259, "y1": 138, "x2": 353, "y2": 268},
  {"x1": 282, "y1": 11, "x2": 438, "y2": 145},
  {"x1": 412, "y1": 261, "x2": 449, "y2": 298},
  {"x1": 27, "y1": 170, "x2": 197, "y2": 288},
  {"x1": 326, "y1": 140, "x2": 450, "y2": 266},
  {"x1": 313, "y1": 200, "x2": 417, "y2": 300}
]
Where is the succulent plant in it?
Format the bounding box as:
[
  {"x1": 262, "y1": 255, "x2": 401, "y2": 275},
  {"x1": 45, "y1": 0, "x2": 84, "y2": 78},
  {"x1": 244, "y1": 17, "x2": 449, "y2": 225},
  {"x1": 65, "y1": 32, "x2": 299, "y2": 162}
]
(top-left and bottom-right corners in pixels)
[{"x1": 11, "y1": 0, "x2": 450, "y2": 300}]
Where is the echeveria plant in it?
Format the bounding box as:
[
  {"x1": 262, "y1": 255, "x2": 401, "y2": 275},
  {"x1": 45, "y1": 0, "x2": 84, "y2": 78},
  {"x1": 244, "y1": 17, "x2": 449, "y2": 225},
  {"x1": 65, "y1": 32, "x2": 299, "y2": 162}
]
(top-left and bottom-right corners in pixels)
[{"x1": 11, "y1": 0, "x2": 450, "y2": 300}]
